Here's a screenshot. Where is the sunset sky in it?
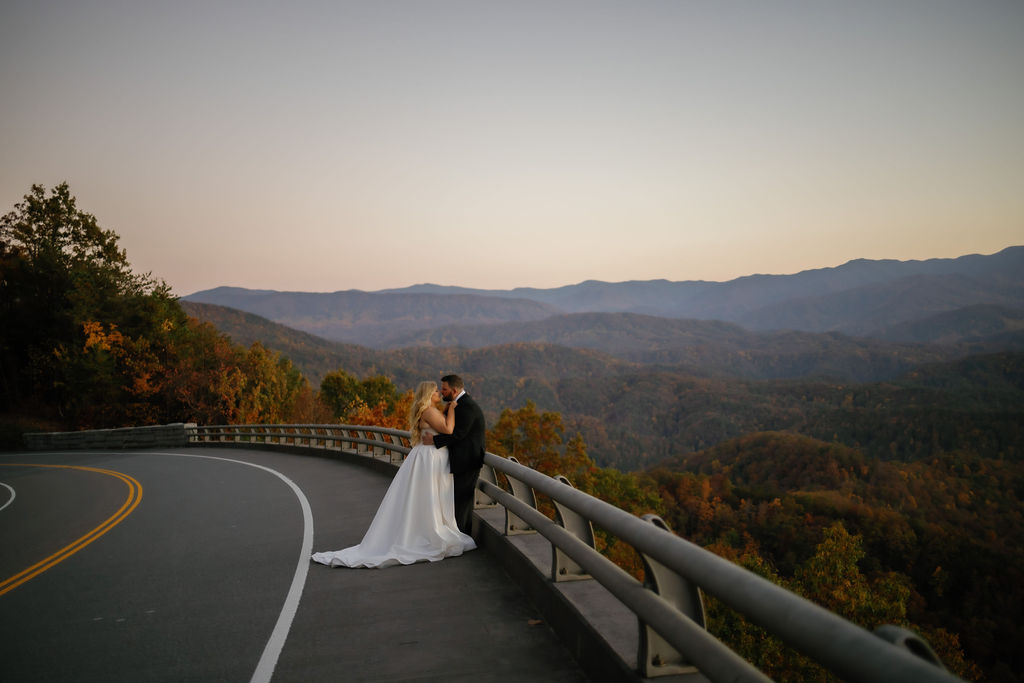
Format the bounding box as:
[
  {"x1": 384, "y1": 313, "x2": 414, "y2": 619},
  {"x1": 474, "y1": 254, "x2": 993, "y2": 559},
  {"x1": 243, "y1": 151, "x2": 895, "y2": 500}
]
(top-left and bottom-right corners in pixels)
[{"x1": 2, "y1": 1, "x2": 1022, "y2": 296}]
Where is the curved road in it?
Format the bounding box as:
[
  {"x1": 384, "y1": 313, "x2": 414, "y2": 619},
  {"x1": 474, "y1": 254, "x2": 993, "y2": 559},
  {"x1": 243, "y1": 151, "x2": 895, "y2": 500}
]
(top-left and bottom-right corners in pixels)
[{"x1": 0, "y1": 447, "x2": 587, "y2": 682}]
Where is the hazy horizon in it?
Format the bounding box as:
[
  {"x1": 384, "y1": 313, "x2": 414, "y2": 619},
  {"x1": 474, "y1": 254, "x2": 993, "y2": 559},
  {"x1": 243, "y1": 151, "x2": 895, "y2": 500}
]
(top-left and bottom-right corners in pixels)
[
  {"x1": 184, "y1": 243, "x2": 1021, "y2": 297},
  {"x1": 3, "y1": 2, "x2": 1022, "y2": 297}
]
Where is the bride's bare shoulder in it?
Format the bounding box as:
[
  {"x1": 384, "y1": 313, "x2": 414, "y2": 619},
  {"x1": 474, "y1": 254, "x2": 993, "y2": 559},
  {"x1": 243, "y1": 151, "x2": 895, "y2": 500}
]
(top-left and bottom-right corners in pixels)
[
  {"x1": 420, "y1": 405, "x2": 444, "y2": 429},
  {"x1": 422, "y1": 405, "x2": 443, "y2": 419}
]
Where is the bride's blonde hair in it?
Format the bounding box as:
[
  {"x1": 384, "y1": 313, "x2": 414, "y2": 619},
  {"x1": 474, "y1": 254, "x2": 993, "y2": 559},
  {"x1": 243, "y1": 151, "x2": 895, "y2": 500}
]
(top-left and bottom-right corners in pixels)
[{"x1": 407, "y1": 381, "x2": 438, "y2": 445}]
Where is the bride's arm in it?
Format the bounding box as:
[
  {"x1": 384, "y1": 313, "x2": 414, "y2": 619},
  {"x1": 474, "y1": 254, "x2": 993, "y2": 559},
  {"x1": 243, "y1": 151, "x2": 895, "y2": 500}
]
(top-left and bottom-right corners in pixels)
[{"x1": 421, "y1": 403, "x2": 455, "y2": 435}]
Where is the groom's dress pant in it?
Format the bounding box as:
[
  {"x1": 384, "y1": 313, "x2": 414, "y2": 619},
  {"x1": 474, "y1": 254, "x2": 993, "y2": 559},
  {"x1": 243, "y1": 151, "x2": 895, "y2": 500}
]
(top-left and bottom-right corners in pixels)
[{"x1": 453, "y1": 466, "x2": 482, "y2": 534}]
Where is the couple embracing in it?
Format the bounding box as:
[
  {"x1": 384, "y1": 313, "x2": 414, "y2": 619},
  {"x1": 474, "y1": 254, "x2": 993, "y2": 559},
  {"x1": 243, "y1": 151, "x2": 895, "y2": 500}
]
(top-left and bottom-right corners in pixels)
[{"x1": 311, "y1": 374, "x2": 485, "y2": 569}]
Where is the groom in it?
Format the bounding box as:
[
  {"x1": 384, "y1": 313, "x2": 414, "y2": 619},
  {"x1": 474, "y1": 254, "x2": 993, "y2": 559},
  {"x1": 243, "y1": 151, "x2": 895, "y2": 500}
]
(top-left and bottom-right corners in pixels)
[{"x1": 429, "y1": 374, "x2": 486, "y2": 534}]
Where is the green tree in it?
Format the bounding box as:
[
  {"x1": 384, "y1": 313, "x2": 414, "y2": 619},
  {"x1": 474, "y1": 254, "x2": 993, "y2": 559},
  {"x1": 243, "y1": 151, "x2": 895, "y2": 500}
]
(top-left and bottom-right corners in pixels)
[
  {"x1": 0, "y1": 182, "x2": 172, "y2": 420},
  {"x1": 703, "y1": 537, "x2": 803, "y2": 679},
  {"x1": 319, "y1": 369, "x2": 400, "y2": 420},
  {"x1": 236, "y1": 342, "x2": 308, "y2": 423},
  {"x1": 358, "y1": 374, "x2": 401, "y2": 412},
  {"x1": 319, "y1": 369, "x2": 361, "y2": 417},
  {"x1": 792, "y1": 522, "x2": 910, "y2": 628}
]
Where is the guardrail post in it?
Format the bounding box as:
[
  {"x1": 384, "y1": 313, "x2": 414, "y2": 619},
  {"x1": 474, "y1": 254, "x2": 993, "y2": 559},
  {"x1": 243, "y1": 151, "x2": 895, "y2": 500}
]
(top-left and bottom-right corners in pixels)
[
  {"x1": 367, "y1": 430, "x2": 386, "y2": 459},
  {"x1": 503, "y1": 456, "x2": 538, "y2": 535},
  {"x1": 475, "y1": 464, "x2": 499, "y2": 508},
  {"x1": 355, "y1": 430, "x2": 369, "y2": 455},
  {"x1": 386, "y1": 434, "x2": 404, "y2": 465},
  {"x1": 638, "y1": 514, "x2": 706, "y2": 678},
  {"x1": 551, "y1": 475, "x2": 595, "y2": 582},
  {"x1": 874, "y1": 625, "x2": 947, "y2": 670}
]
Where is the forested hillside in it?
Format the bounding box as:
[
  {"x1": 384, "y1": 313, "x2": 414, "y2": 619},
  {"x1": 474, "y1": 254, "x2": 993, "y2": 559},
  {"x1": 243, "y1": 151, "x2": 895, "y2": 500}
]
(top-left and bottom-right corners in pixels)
[
  {"x1": 646, "y1": 431, "x2": 1022, "y2": 680},
  {"x1": 379, "y1": 310, "x2": 965, "y2": 381},
  {"x1": 513, "y1": 353, "x2": 1024, "y2": 468},
  {"x1": 875, "y1": 303, "x2": 1024, "y2": 345},
  {"x1": 179, "y1": 300, "x2": 381, "y2": 385}
]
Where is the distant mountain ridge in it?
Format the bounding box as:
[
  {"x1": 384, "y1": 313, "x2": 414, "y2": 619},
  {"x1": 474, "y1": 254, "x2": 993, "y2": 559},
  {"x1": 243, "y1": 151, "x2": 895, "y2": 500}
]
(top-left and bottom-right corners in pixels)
[
  {"x1": 185, "y1": 288, "x2": 560, "y2": 346},
  {"x1": 384, "y1": 246, "x2": 1024, "y2": 316},
  {"x1": 184, "y1": 246, "x2": 1024, "y2": 346},
  {"x1": 182, "y1": 299, "x2": 1020, "y2": 387},
  {"x1": 876, "y1": 304, "x2": 1024, "y2": 345}
]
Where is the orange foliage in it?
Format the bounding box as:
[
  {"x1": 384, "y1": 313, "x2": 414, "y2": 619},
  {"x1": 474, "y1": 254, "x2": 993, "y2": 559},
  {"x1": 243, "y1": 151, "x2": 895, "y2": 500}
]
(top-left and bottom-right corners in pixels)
[{"x1": 344, "y1": 390, "x2": 414, "y2": 430}]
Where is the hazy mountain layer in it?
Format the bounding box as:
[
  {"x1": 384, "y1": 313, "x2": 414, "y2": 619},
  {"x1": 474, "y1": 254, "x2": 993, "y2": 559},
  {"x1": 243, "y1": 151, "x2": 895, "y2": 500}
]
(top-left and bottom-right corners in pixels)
[{"x1": 185, "y1": 246, "x2": 1024, "y2": 346}]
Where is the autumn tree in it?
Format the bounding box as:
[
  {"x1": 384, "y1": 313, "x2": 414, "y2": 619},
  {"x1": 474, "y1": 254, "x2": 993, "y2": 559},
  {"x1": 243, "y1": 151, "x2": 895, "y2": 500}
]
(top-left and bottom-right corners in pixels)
[
  {"x1": 346, "y1": 389, "x2": 414, "y2": 430},
  {"x1": 163, "y1": 318, "x2": 249, "y2": 425},
  {"x1": 489, "y1": 400, "x2": 573, "y2": 474}
]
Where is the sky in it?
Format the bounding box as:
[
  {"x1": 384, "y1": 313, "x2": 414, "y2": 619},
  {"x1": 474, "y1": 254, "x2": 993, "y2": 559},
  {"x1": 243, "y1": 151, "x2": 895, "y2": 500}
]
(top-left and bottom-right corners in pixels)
[{"x1": 2, "y1": 1, "x2": 1022, "y2": 297}]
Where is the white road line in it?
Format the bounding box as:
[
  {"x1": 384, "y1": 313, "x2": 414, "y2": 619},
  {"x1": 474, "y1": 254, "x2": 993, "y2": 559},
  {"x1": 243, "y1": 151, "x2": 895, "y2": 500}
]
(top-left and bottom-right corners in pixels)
[
  {"x1": 147, "y1": 452, "x2": 314, "y2": 683},
  {"x1": 0, "y1": 482, "x2": 15, "y2": 512},
  {"x1": 7, "y1": 449, "x2": 314, "y2": 683}
]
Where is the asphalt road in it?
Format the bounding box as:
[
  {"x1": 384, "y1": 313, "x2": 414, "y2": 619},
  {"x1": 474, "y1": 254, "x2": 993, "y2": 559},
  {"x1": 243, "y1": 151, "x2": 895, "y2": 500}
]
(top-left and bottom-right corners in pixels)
[{"x1": 0, "y1": 447, "x2": 587, "y2": 682}]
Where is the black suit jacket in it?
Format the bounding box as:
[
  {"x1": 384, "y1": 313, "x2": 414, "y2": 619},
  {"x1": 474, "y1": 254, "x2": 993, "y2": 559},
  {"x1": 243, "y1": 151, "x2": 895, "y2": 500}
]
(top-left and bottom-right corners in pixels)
[{"x1": 434, "y1": 392, "x2": 486, "y2": 475}]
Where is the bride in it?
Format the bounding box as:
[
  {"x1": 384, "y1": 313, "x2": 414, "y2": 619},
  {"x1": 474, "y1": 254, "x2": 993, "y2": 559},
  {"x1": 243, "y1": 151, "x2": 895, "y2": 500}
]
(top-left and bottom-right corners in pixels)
[{"x1": 311, "y1": 381, "x2": 477, "y2": 568}]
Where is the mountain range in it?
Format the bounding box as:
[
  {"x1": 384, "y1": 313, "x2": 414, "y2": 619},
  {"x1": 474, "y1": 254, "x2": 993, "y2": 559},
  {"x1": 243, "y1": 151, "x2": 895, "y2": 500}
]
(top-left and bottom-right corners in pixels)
[{"x1": 184, "y1": 246, "x2": 1024, "y2": 348}]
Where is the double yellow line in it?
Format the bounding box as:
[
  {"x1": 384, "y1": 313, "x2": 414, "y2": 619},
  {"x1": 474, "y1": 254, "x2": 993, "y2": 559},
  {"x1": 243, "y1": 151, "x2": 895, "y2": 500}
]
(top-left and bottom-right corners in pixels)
[{"x1": 0, "y1": 464, "x2": 143, "y2": 597}]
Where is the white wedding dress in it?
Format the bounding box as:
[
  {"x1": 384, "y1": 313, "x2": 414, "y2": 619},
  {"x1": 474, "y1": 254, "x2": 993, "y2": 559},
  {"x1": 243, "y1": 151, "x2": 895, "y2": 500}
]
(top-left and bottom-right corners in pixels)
[{"x1": 311, "y1": 427, "x2": 476, "y2": 568}]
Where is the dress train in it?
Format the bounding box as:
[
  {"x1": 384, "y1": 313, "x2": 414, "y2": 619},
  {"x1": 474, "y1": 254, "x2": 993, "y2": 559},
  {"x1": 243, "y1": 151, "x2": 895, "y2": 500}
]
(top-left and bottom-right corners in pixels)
[{"x1": 311, "y1": 442, "x2": 476, "y2": 569}]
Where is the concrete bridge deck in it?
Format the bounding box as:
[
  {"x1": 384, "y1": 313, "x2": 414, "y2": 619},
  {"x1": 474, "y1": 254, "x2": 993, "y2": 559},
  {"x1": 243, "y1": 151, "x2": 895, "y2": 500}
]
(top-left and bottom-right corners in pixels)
[{"x1": 0, "y1": 447, "x2": 589, "y2": 682}]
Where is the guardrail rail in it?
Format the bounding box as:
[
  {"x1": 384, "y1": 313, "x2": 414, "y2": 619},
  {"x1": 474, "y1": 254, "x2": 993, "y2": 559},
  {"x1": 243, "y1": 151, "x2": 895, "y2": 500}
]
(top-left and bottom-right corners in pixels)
[{"x1": 187, "y1": 423, "x2": 962, "y2": 683}]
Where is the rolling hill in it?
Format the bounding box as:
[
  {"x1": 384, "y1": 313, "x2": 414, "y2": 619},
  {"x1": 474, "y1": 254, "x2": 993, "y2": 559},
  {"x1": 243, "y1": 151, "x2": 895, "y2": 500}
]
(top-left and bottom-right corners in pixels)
[
  {"x1": 182, "y1": 301, "x2": 968, "y2": 385},
  {"x1": 381, "y1": 311, "x2": 964, "y2": 382},
  {"x1": 183, "y1": 287, "x2": 560, "y2": 346}
]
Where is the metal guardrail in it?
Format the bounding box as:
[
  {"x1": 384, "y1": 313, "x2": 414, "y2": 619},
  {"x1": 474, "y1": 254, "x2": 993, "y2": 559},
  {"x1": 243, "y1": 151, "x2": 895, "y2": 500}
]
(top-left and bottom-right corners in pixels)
[
  {"x1": 190, "y1": 423, "x2": 960, "y2": 683},
  {"x1": 189, "y1": 423, "x2": 411, "y2": 464}
]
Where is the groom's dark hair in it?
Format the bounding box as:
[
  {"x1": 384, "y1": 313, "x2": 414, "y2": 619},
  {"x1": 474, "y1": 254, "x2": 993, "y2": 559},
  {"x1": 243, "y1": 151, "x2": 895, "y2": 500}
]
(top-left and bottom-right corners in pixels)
[{"x1": 441, "y1": 374, "x2": 464, "y2": 390}]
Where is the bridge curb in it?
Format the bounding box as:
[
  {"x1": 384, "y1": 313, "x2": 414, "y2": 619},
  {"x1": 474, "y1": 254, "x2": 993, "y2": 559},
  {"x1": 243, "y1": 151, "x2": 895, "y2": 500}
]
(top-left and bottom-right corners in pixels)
[{"x1": 474, "y1": 507, "x2": 702, "y2": 683}]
